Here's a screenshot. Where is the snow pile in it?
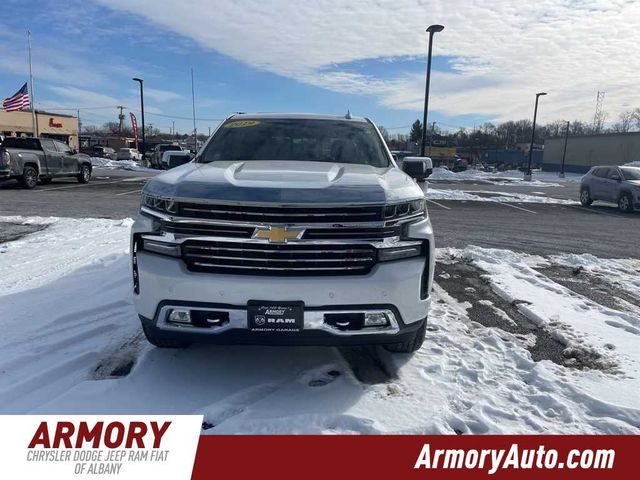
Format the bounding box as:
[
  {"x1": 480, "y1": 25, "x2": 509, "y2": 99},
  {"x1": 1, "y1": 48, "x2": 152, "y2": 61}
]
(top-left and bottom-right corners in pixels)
[
  {"x1": 0, "y1": 219, "x2": 638, "y2": 433},
  {"x1": 90, "y1": 157, "x2": 154, "y2": 172},
  {"x1": 541, "y1": 253, "x2": 640, "y2": 301},
  {"x1": 425, "y1": 188, "x2": 578, "y2": 204},
  {"x1": 0, "y1": 216, "x2": 133, "y2": 296},
  {"x1": 429, "y1": 167, "x2": 582, "y2": 186},
  {"x1": 449, "y1": 246, "x2": 640, "y2": 415},
  {"x1": 624, "y1": 161, "x2": 640, "y2": 167}
]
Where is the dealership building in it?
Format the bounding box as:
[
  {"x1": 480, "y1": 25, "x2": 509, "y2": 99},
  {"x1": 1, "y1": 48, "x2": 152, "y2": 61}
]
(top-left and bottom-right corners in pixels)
[
  {"x1": 544, "y1": 132, "x2": 640, "y2": 173},
  {"x1": 0, "y1": 110, "x2": 79, "y2": 150}
]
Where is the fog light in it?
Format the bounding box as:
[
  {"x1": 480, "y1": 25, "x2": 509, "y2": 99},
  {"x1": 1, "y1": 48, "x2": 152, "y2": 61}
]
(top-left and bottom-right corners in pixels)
[
  {"x1": 168, "y1": 309, "x2": 191, "y2": 324},
  {"x1": 378, "y1": 245, "x2": 421, "y2": 261},
  {"x1": 142, "y1": 239, "x2": 181, "y2": 257},
  {"x1": 364, "y1": 312, "x2": 389, "y2": 327}
]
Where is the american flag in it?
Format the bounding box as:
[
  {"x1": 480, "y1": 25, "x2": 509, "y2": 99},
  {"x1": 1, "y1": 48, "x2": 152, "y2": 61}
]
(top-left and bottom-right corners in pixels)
[{"x1": 3, "y1": 83, "x2": 30, "y2": 112}]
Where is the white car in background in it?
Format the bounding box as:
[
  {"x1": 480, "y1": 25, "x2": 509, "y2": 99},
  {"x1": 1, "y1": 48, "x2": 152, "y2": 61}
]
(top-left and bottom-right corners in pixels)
[
  {"x1": 116, "y1": 148, "x2": 142, "y2": 161},
  {"x1": 160, "y1": 150, "x2": 192, "y2": 170}
]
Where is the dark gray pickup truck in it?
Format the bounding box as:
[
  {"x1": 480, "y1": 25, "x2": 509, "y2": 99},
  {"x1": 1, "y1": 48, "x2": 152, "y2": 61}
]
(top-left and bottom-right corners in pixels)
[{"x1": 0, "y1": 137, "x2": 92, "y2": 189}]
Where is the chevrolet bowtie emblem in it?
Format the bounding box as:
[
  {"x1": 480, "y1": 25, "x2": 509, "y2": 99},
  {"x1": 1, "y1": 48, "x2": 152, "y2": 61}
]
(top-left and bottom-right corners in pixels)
[{"x1": 252, "y1": 225, "x2": 305, "y2": 243}]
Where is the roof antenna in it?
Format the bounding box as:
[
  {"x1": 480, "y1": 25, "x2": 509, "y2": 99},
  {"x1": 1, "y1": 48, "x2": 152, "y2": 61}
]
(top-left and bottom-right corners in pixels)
[{"x1": 345, "y1": 109, "x2": 352, "y2": 119}]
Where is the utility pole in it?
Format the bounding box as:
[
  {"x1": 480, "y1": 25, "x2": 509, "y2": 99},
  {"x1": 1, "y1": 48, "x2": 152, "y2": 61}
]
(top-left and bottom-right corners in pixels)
[
  {"x1": 560, "y1": 120, "x2": 570, "y2": 178},
  {"x1": 77, "y1": 109, "x2": 81, "y2": 152},
  {"x1": 172, "y1": 120, "x2": 175, "y2": 138},
  {"x1": 117, "y1": 106, "x2": 125, "y2": 136}
]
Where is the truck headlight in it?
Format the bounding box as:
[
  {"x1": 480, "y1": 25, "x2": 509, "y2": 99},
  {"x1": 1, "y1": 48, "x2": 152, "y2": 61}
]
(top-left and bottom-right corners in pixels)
[
  {"x1": 141, "y1": 193, "x2": 179, "y2": 215},
  {"x1": 384, "y1": 199, "x2": 426, "y2": 221}
]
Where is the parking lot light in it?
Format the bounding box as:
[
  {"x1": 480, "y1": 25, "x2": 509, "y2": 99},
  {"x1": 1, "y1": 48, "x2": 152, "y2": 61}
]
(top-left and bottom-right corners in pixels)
[
  {"x1": 132, "y1": 77, "x2": 146, "y2": 157},
  {"x1": 524, "y1": 92, "x2": 547, "y2": 181},
  {"x1": 421, "y1": 24, "x2": 444, "y2": 157}
]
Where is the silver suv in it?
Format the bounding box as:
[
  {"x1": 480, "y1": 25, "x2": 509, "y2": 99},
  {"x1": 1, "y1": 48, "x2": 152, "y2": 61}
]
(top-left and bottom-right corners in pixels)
[{"x1": 580, "y1": 165, "x2": 640, "y2": 212}]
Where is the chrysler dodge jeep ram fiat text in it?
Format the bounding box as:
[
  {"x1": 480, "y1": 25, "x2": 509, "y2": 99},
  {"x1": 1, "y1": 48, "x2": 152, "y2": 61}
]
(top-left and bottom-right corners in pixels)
[{"x1": 131, "y1": 113, "x2": 435, "y2": 353}]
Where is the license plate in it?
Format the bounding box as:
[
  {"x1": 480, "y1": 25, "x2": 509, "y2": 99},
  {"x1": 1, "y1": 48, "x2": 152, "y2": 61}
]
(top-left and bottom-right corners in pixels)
[{"x1": 247, "y1": 301, "x2": 304, "y2": 332}]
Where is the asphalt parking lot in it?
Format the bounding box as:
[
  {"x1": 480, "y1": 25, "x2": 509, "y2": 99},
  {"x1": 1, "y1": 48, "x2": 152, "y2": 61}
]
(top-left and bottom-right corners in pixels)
[{"x1": 1, "y1": 168, "x2": 638, "y2": 258}]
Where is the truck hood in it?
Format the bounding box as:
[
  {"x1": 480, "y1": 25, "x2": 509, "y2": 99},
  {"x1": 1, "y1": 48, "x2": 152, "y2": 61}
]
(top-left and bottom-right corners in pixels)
[{"x1": 144, "y1": 160, "x2": 424, "y2": 204}]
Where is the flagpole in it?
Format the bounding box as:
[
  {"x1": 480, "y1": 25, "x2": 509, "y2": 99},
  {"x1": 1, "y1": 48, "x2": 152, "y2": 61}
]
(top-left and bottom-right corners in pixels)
[{"x1": 27, "y1": 30, "x2": 37, "y2": 137}]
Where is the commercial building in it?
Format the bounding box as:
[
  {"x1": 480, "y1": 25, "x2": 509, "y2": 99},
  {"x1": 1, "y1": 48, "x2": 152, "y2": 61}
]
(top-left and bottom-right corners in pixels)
[
  {"x1": 0, "y1": 110, "x2": 79, "y2": 150},
  {"x1": 544, "y1": 132, "x2": 640, "y2": 173}
]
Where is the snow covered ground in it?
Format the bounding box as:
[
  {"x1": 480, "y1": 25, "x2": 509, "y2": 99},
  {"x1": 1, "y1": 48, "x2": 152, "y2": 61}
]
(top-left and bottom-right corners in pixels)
[
  {"x1": 425, "y1": 188, "x2": 578, "y2": 204},
  {"x1": 429, "y1": 167, "x2": 583, "y2": 186},
  {"x1": 90, "y1": 157, "x2": 155, "y2": 172},
  {"x1": 0, "y1": 217, "x2": 638, "y2": 433}
]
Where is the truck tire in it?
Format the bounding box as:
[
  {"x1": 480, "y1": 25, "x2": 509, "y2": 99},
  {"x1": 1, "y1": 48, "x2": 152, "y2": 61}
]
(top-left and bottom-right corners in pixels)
[
  {"x1": 384, "y1": 321, "x2": 426, "y2": 354},
  {"x1": 19, "y1": 166, "x2": 39, "y2": 189},
  {"x1": 77, "y1": 164, "x2": 91, "y2": 183},
  {"x1": 142, "y1": 322, "x2": 189, "y2": 349},
  {"x1": 618, "y1": 192, "x2": 634, "y2": 213}
]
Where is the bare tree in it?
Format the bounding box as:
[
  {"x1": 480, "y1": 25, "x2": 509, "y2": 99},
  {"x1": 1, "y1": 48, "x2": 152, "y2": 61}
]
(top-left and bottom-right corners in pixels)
[{"x1": 611, "y1": 110, "x2": 634, "y2": 133}]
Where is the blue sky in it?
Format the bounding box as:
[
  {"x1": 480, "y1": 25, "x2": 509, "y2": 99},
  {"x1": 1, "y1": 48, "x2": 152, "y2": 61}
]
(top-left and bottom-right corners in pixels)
[{"x1": 1, "y1": 0, "x2": 637, "y2": 135}]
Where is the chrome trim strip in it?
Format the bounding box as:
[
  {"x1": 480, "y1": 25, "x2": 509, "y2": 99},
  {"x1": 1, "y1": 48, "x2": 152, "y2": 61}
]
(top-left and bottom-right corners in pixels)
[
  {"x1": 183, "y1": 245, "x2": 374, "y2": 254},
  {"x1": 156, "y1": 305, "x2": 399, "y2": 336},
  {"x1": 141, "y1": 206, "x2": 423, "y2": 229},
  {"x1": 184, "y1": 255, "x2": 374, "y2": 263},
  {"x1": 141, "y1": 233, "x2": 421, "y2": 250},
  {"x1": 190, "y1": 262, "x2": 368, "y2": 271}
]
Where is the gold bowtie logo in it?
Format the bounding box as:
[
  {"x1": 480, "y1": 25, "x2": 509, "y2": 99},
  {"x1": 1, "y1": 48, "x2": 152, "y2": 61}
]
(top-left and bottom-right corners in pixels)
[{"x1": 252, "y1": 225, "x2": 305, "y2": 243}]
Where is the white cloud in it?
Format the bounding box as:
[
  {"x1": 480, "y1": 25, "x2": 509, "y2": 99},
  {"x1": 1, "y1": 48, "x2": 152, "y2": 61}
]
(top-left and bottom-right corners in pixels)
[
  {"x1": 142, "y1": 88, "x2": 182, "y2": 102},
  {"x1": 95, "y1": 0, "x2": 640, "y2": 123}
]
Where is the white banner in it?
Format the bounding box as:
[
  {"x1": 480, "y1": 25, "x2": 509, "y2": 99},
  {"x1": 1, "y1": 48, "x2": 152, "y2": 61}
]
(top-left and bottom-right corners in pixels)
[{"x1": 0, "y1": 415, "x2": 202, "y2": 479}]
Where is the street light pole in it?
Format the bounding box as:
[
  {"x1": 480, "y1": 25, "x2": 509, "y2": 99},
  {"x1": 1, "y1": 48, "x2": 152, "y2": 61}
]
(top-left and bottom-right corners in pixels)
[
  {"x1": 560, "y1": 120, "x2": 570, "y2": 178},
  {"x1": 421, "y1": 24, "x2": 444, "y2": 157},
  {"x1": 524, "y1": 92, "x2": 547, "y2": 181},
  {"x1": 132, "y1": 78, "x2": 145, "y2": 156}
]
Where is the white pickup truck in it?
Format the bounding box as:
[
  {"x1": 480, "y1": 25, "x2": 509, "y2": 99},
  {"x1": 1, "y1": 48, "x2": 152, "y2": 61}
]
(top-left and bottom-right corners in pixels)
[{"x1": 131, "y1": 113, "x2": 435, "y2": 354}]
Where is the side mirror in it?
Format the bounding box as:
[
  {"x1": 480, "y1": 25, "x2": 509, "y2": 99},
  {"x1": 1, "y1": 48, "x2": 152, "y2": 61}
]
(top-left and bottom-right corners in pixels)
[{"x1": 402, "y1": 157, "x2": 433, "y2": 181}]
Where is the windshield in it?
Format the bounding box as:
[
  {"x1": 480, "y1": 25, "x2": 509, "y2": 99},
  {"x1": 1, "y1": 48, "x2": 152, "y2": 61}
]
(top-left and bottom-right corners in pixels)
[
  {"x1": 199, "y1": 118, "x2": 390, "y2": 167},
  {"x1": 160, "y1": 145, "x2": 181, "y2": 152},
  {"x1": 620, "y1": 167, "x2": 640, "y2": 180}
]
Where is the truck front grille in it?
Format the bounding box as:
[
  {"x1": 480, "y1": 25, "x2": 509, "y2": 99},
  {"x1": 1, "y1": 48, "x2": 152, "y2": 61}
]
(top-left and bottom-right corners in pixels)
[
  {"x1": 181, "y1": 240, "x2": 377, "y2": 275},
  {"x1": 161, "y1": 221, "x2": 254, "y2": 238},
  {"x1": 177, "y1": 203, "x2": 384, "y2": 224}
]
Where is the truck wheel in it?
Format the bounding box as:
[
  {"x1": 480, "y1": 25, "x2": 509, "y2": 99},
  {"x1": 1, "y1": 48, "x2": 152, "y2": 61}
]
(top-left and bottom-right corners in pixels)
[
  {"x1": 618, "y1": 193, "x2": 634, "y2": 213},
  {"x1": 19, "y1": 166, "x2": 39, "y2": 189},
  {"x1": 77, "y1": 165, "x2": 91, "y2": 183},
  {"x1": 384, "y1": 321, "x2": 426, "y2": 354},
  {"x1": 579, "y1": 188, "x2": 593, "y2": 206},
  {"x1": 142, "y1": 322, "x2": 189, "y2": 349}
]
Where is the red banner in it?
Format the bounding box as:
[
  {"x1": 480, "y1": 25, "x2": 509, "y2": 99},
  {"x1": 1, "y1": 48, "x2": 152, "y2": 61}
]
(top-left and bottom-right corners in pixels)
[
  {"x1": 130, "y1": 112, "x2": 139, "y2": 150},
  {"x1": 192, "y1": 435, "x2": 638, "y2": 480}
]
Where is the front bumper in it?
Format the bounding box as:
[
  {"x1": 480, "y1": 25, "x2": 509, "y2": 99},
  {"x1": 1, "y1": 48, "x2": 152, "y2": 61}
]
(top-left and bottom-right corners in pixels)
[{"x1": 134, "y1": 250, "x2": 431, "y2": 345}]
